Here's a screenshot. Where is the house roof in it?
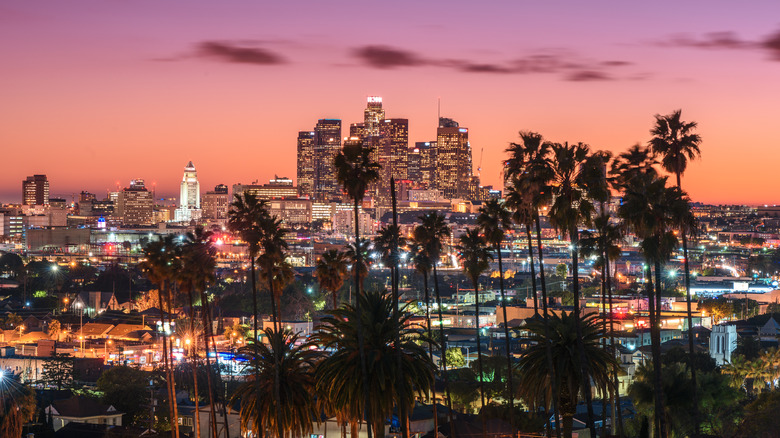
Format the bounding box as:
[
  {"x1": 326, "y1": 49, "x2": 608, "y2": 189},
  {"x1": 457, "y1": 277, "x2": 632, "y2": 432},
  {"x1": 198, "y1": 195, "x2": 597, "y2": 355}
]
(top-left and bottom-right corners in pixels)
[
  {"x1": 49, "y1": 395, "x2": 120, "y2": 418},
  {"x1": 79, "y1": 323, "x2": 114, "y2": 337},
  {"x1": 108, "y1": 323, "x2": 152, "y2": 338}
]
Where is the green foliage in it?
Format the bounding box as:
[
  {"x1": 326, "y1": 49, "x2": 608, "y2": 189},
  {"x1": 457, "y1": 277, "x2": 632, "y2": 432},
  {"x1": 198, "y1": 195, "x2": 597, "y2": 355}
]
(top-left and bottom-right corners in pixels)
[
  {"x1": 97, "y1": 365, "x2": 151, "y2": 425},
  {"x1": 41, "y1": 353, "x2": 73, "y2": 389},
  {"x1": 445, "y1": 347, "x2": 465, "y2": 368},
  {"x1": 662, "y1": 346, "x2": 717, "y2": 373},
  {"x1": 738, "y1": 390, "x2": 780, "y2": 437},
  {"x1": 629, "y1": 363, "x2": 742, "y2": 438},
  {"x1": 0, "y1": 375, "x2": 36, "y2": 437},
  {"x1": 698, "y1": 298, "x2": 734, "y2": 323}
]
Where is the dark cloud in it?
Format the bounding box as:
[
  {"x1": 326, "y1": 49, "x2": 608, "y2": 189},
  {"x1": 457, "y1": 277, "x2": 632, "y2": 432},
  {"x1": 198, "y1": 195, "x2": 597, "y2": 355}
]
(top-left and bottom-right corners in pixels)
[
  {"x1": 655, "y1": 28, "x2": 780, "y2": 62},
  {"x1": 762, "y1": 30, "x2": 780, "y2": 60},
  {"x1": 351, "y1": 45, "x2": 628, "y2": 81},
  {"x1": 567, "y1": 70, "x2": 611, "y2": 82},
  {"x1": 195, "y1": 41, "x2": 286, "y2": 65},
  {"x1": 352, "y1": 45, "x2": 425, "y2": 68}
]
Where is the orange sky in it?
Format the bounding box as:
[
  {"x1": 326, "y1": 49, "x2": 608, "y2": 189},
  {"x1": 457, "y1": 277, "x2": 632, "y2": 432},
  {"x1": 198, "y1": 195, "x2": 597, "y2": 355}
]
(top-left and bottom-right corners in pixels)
[{"x1": 2, "y1": 1, "x2": 779, "y2": 204}]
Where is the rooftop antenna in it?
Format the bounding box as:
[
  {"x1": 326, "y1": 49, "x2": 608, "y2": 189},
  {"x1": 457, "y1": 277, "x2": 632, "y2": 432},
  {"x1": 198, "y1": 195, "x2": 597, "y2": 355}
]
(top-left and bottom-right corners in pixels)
[{"x1": 437, "y1": 97, "x2": 441, "y2": 126}]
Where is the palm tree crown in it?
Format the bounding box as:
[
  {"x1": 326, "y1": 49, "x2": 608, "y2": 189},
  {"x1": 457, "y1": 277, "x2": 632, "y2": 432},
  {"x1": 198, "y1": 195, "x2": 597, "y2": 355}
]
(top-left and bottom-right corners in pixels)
[
  {"x1": 232, "y1": 328, "x2": 320, "y2": 438},
  {"x1": 649, "y1": 109, "x2": 701, "y2": 184},
  {"x1": 314, "y1": 291, "x2": 435, "y2": 438}
]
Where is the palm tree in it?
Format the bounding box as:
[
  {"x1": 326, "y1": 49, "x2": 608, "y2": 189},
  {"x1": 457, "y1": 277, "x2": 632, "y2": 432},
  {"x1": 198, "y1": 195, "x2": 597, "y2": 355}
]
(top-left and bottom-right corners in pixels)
[
  {"x1": 504, "y1": 177, "x2": 539, "y2": 314},
  {"x1": 141, "y1": 235, "x2": 181, "y2": 438},
  {"x1": 409, "y1": 239, "x2": 439, "y2": 432},
  {"x1": 477, "y1": 199, "x2": 517, "y2": 418},
  {"x1": 416, "y1": 212, "x2": 455, "y2": 428},
  {"x1": 258, "y1": 214, "x2": 289, "y2": 331},
  {"x1": 456, "y1": 227, "x2": 492, "y2": 426},
  {"x1": 516, "y1": 312, "x2": 617, "y2": 438},
  {"x1": 0, "y1": 374, "x2": 36, "y2": 437},
  {"x1": 232, "y1": 328, "x2": 320, "y2": 438},
  {"x1": 344, "y1": 239, "x2": 372, "y2": 298},
  {"x1": 546, "y1": 141, "x2": 597, "y2": 437},
  {"x1": 504, "y1": 131, "x2": 559, "y2": 438},
  {"x1": 609, "y1": 144, "x2": 658, "y2": 189},
  {"x1": 650, "y1": 109, "x2": 702, "y2": 432},
  {"x1": 314, "y1": 290, "x2": 435, "y2": 438},
  {"x1": 618, "y1": 172, "x2": 694, "y2": 438},
  {"x1": 178, "y1": 227, "x2": 217, "y2": 438},
  {"x1": 314, "y1": 249, "x2": 349, "y2": 309},
  {"x1": 334, "y1": 141, "x2": 381, "y2": 438},
  {"x1": 228, "y1": 192, "x2": 269, "y2": 343}
]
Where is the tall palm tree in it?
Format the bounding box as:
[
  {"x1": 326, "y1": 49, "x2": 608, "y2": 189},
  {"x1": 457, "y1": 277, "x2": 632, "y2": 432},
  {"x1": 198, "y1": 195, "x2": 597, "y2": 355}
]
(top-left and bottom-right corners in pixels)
[
  {"x1": 141, "y1": 235, "x2": 181, "y2": 438},
  {"x1": 416, "y1": 212, "x2": 455, "y2": 429},
  {"x1": 228, "y1": 193, "x2": 270, "y2": 438},
  {"x1": 334, "y1": 141, "x2": 381, "y2": 438},
  {"x1": 477, "y1": 199, "x2": 517, "y2": 419},
  {"x1": 258, "y1": 214, "x2": 289, "y2": 331},
  {"x1": 649, "y1": 109, "x2": 702, "y2": 433},
  {"x1": 178, "y1": 227, "x2": 217, "y2": 438},
  {"x1": 618, "y1": 172, "x2": 694, "y2": 438},
  {"x1": 546, "y1": 141, "x2": 597, "y2": 437},
  {"x1": 409, "y1": 240, "x2": 439, "y2": 433},
  {"x1": 516, "y1": 312, "x2": 617, "y2": 438},
  {"x1": 504, "y1": 177, "x2": 539, "y2": 314},
  {"x1": 456, "y1": 227, "x2": 492, "y2": 434},
  {"x1": 232, "y1": 328, "x2": 320, "y2": 438},
  {"x1": 504, "y1": 131, "x2": 560, "y2": 438},
  {"x1": 314, "y1": 249, "x2": 349, "y2": 309},
  {"x1": 314, "y1": 290, "x2": 435, "y2": 438},
  {"x1": 228, "y1": 193, "x2": 269, "y2": 343}
]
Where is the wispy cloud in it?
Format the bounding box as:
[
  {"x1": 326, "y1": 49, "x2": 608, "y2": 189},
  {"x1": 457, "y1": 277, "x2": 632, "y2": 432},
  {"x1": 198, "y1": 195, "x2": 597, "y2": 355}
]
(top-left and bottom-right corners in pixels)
[
  {"x1": 351, "y1": 45, "x2": 632, "y2": 81},
  {"x1": 352, "y1": 45, "x2": 426, "y2": 68},
  {"x1": 195, "y1": 41, "x2": 286, "y2": 65},
  {"x1": 654, "y1": 28, "x2": 780, "y2": 61}
]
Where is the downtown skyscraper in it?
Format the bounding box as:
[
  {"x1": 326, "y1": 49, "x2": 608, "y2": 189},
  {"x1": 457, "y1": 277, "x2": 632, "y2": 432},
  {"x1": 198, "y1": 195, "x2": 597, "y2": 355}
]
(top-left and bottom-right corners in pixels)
[
  {"x1": 174, "y1": 161, "x2": 201, "y2": 222},
  {"x1": 22, "y1": 174, "x2": 49, "y2": 206},
  {"x1": 436, "y1": 117, "x2": 472, "y2": 199}
]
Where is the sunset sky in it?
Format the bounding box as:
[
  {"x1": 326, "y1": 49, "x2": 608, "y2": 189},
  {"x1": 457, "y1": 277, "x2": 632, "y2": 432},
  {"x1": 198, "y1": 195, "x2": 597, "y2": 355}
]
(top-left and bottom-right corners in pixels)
[{"x1": 2, "y1": 1, "x2": 779, "y2": 204}]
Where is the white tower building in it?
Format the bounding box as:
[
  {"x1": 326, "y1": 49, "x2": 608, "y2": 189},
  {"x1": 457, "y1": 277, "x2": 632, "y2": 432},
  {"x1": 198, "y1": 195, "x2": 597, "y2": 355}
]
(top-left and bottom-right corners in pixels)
[{"x1": 174, "y1": 161, "x2": 202, "y2": 222}]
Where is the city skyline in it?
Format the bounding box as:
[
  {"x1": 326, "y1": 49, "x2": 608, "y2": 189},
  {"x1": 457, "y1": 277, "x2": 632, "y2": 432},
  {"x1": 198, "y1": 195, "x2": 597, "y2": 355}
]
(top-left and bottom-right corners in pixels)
[{"x1": 2, "y1": 1, "x2": 780, "y2": 204}]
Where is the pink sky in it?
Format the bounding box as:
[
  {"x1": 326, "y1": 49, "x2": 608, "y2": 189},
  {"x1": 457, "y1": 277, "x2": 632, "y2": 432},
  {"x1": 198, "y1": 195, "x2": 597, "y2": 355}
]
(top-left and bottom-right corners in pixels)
[{"x1": 2, "y1": 1, "x2": 779, "y2": 204}]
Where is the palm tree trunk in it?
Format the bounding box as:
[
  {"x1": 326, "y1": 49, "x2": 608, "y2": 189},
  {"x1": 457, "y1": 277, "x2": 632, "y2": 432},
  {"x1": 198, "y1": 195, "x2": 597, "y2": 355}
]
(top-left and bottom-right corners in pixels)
[
  {"x1": 249, "y1": 254, "x2": 264, "y2": 438},
  {"x1": 605, "y1": 258, "x2": 624, "y2": 437},
  {"x1": 422, "y1": 272, "x2": 438, "y2": 437},
  {"x1": 677, "y1": 172, "x2": 700, "y2": 436},
  {"x1": 433, "y1": 264, "x2": 455, "y2": 436},
  {"x1": 525, "y1": 224, "x2": 539, "y2": 315},
  {"x1": 156, "y1": 284, "x2": 178, "y2": 438},
  {"x1": 568, "y1": 226, "x2": 596, "y2": 438},
  {"x1": 267, "y1": 258, "x2": 284, "y2": 438},
  {"x1": 198, "y1": 291, "x2": 219, "y2": 438},
  {"x1": 535, "y1": 213, "x2": 561, "y2": 438},
  {"x1": 353, "y1": 196, "x2": 373, "y2": 438},
  {"x1": 390, "y1": 179, "x2": 410, "y2": 438},
  {"x1": 162, "y1": 284, "x2": 180, "y2": 438},
  {"x1": 473, "y1": 279, "x2": 487, "y2": 438},
  {"x1": 651, "y1": 262, "x2": 667, "y2": 438},
  {"x1": 203, "y1": 293, "x2": 231, "y2": 438},
  {"x1": 186, "y1": 290, "x2": 201, "y2": 438},
  {"x1": 495, "y1": 240, "x2": 516, "y2": 422}
]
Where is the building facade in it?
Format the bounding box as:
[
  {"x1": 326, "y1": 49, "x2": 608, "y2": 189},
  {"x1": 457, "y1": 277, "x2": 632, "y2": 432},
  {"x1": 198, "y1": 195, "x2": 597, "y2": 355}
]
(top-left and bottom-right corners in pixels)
[
  {"x1": 436, "y1": 118, "x2": 472, "y2": 199},
  {"x1": 22, "y1": 174, "x2": 49, "y2": 206},
  {"x1": 296, "y1": 131, "x2": 316, "y2": 198},
  {"x1": 174, "y1": 161, "x2": 201, "y2": 222},
  {"x1": 202, "y1": 184, "x2": 229, "y2": 220},
  {"x1": 116, "y1": 180, "x2": 154, "y2": 226}
]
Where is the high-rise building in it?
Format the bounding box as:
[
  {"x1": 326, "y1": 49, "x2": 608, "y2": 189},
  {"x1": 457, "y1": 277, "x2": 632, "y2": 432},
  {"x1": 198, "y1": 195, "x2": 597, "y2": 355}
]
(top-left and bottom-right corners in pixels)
[
  {"x1": 363, "y1": 97, "x2": 385, "y2": 137},
  {"x1": 175, "y1": 161, "x2": 201, "y2": 222},
  {"x1": 296, "y1": 131, "x2": 316, "y2": 198},
  {"x1": 22, "y1": 175, "x2": 49, "y2": 206},
  {"x1": 202, "y1": 184, "x2": 229, "y2": 220},
  {"x1": 349, "y1": 123, "x2": 365, "y2": 139},
  {"x1": 415, "y1": 141, "x2": 437, "y2": 189},
  {"x1": 313, "y1": 119, "x2": 342, "y2": 201},
  {"x1": 116, "y1": 179, "x2": 154, "y2": 226},
  {"x1": 436, "y1": 118, "x2": 472, "y2": 199},
  {"x1": 375, "y1": 118, "x2": 409, "y2": 205}
]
